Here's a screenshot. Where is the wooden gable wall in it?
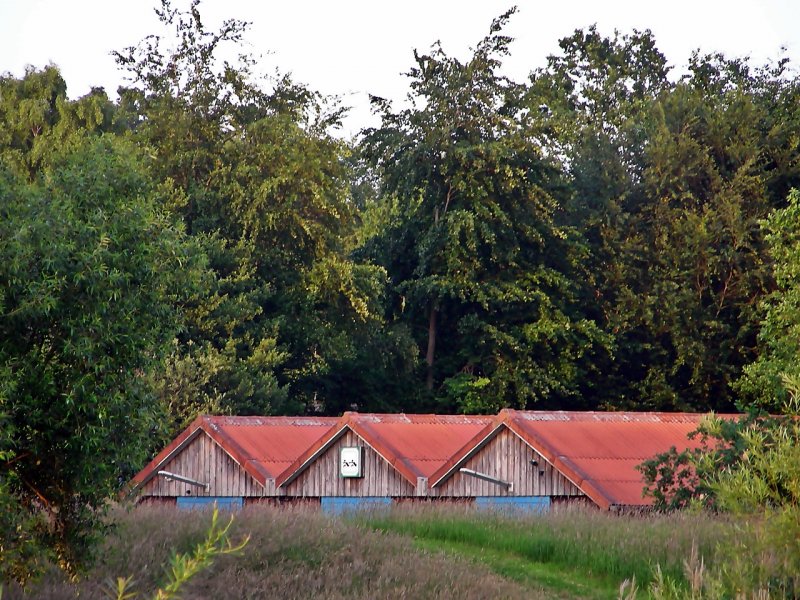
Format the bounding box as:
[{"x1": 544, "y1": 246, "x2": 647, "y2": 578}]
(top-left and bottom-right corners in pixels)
[
  {"x1": 140, "y1": 432, "x2": 266, "y2": 498},
  {"x1": 280, "y1": 429, "x2": 416, "y2": 497},
  {"x1": 432, "y1": 427, "x2": 583, "y2": 497}
]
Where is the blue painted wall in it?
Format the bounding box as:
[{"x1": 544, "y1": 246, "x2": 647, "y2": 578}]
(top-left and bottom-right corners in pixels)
[
  {"x1": 474, "y1": 496, "x2": 550, "y2": 513},
  {"x1": 321, "y1": 496, "x2": 392, "y2": 515},
  {"x1": 176, "y1": 496, "x2": 243, "y2": 511}
]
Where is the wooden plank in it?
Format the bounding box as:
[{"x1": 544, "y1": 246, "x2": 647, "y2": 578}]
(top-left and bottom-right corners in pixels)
[
  {"x1": 283, "y1": 429, "x2": 415, "y2": 497},
  {"x1": 432, "y1": 428, "x2": 582, "y2": 499},
  {"x1": 139, "y1": 432, "x2": 265, "y2": 498}
]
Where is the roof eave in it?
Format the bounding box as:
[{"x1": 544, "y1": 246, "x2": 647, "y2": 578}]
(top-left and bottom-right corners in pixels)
[
  {"x1": 276, "y1": 423, "x2": 351, "y2": 488},
  {"x1": 204, "y1": 421, "x2": 272, "y2": 486}
]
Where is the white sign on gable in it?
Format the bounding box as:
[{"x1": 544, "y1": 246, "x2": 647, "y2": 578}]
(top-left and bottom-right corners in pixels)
[{"x1": 340, "y1": 446, "x2": 363, "y2": 478}]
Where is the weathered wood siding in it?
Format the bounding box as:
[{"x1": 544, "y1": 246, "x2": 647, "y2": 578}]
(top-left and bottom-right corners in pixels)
[
  {"x1": 140, "y1": 432, "x2": 265, "y2": 497},
  {"x1": 281, "y1": 430, "x2": 415, "y2": 497},
  {"x1": 432, "y1": 428, "x2": 583, "y2": 497}
]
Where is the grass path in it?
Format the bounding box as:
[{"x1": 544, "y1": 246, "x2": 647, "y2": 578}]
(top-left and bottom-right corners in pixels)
[
  {"x1": 355, "y1": 508, "x2": 729, "y2": 599},
  {"x1": 411, "y1": 536, "x2": 624, "y2": 599}
]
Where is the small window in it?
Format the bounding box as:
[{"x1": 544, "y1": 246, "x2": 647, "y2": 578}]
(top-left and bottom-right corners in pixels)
[{"x1": 339, "y1": 446, "x2": 364, "y2": 478}]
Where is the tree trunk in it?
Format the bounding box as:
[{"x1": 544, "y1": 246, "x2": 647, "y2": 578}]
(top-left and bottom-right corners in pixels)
[{"x1": 426, "y1": 302, "x2": 437, "y2": 390}]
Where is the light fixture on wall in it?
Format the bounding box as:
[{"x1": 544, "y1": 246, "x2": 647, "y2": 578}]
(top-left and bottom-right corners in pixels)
[{"x1": 158, "y1": 470, "x2": 209, "y2": 492}]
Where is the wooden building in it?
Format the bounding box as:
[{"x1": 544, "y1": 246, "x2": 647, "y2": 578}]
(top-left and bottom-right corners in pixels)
[
  {"x1": 275, "y1": 413, "x2": 491, "y2": 512},
  {"x1": 129, "y1": 415, "x2": 337, "y2": 508},
  {"x1": 429, "y1": 414, "x2": 582, "y2": 511},
  {"x1": 130, "y1": 410, "x2": 729, "y2": 511}
]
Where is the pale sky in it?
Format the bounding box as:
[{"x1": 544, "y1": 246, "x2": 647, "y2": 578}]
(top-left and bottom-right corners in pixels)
[{"x1": 1, "y1": 0, "x2": 798, "y2": 138}]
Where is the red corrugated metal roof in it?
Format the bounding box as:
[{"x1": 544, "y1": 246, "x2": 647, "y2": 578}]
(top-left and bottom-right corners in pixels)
[
  {"x1": 131, "y1": 410, "x2": 742, "y2": 509},
  {"x1": 504, "y1": 410, "x2": 735, "y2": 509},
  {"x1": 276, "y1": 413, "x2": 492, "y2": 488},
  {"x1": 351, "y1": 413, "x2": 493, "y2": 480},
  {"x1": 207, "y1": 416, "x2": 339, "y2": 480},
  {"x1": 129, "y1": 415, "x2": 337, "y2": 493}
]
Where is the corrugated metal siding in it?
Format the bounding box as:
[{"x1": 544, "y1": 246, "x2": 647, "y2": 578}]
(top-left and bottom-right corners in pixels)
[
  {"x1": 281, "y1": 430, "x2": 416, "y2": 497},
  {"x1": 140, "y1": 432, "x2": 265, "y2": 498},
  {"x1": 244, "y1": 497, "x2": 321, "y2": 508},
  {"x1": 432, "y1": 428, "x2": 582, "y2": 497},
  {"x1": 321, "y1": 496, "x2": 392, "y2": 514}
]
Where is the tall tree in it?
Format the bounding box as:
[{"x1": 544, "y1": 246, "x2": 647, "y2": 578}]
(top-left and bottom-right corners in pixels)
[
  {"x1": 0, "y1": 136, "x2": 206, "y2": 576},
  {"x1": 0, "y1": 66, "x2": 119, "y2": 181},
  {"x1": 737, "y1": 189, "x2": 800, "y2": 411},
  {"x1": 527, "y1": 27, "x2": 673, "y2": 407},
  {"x1": 533, "y1": 30, "x2": 800, "y2": 410},
  {"x1": 359, "y1": 10, "x2": 608, "y2": 412},
  {"x1": 115, "y1": 0, "x2": 407, "y2": 419}
]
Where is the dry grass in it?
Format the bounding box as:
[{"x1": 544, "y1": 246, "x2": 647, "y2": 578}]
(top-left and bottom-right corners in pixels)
[{"x1": 5, "y1": 505, "x2": 535, "y2": 599}]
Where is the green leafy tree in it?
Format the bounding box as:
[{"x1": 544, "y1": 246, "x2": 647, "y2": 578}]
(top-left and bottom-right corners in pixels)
[
  {"x1": 527, "y1": 27, "x2": 673, "y2": 408},
  {"x1": 638, "y1": 412, "x2": 767, "y2": 511},
  {"x1": 0, "y1": 136, "x2": 207, "y2": 579},
  {"x1": 706, "y1": 387, "x2": 800, "y2": 597},
  {"x1": 0, "y1": 372, "x2": 51, "y2": 584},
  {"x1": 112, "y1": 0, "x2": 292, "y2": 425},
  {"x1": 640, "y1": 400, "x2": 800, "y2": 596},
  {"x1": 534, "y1": 31, "x2": 800, "y2": 410},
  {"x1": 359, "y1": 10, "x2": 609, "y2": 411},
  {"x1": 0, "y1": 66, "x2": 120, "y2": 181},
  {"x1": 115, "y1": 0, "x2": 409, "y2": 417},
  {"x1": 616, "y1": 74, "x2": 772, "y2": 410},
  {"x1": 737, "y1": 189, "x2": 800, "y2": 410}
]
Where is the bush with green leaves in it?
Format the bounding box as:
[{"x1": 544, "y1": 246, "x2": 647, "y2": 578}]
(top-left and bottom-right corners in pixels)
[
  {"x1": 0, "y1": 136, "x2": 207, "y2": 582},
  {"x1": 702, "y1": 378, "x2": 800, "y2": 597},
  {"x1": 737, "y1": 189, "x2": 800, "y2": 412}
]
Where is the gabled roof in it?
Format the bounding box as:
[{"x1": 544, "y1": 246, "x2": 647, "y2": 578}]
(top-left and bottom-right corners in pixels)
[
  {"x1": 131, "y1": 410, "x2": 742, "y2": 509},
  {"x1": 505, "y1": 410, "x2": 723, "y2": 509},
  {"x1": 276, "y1": 412, "x2": 492, "y2": 488},
  {"x1": 129, "y1": 415, "x2": 338, "y2": 494},
  {"x1": 431, "y1": 410, "x2": 735, "y2": 509},
  {"x1": 429, "y1": 417, "x2": 506, "y2": 488}
]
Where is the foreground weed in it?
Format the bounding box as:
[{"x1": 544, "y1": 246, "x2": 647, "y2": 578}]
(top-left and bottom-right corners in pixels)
[
  {"x1": 617, "y1": 577, "x2": 637, "y2": 600},
  {"x1": 103, "y1": 508, "x2": 248, "y2": 600}
]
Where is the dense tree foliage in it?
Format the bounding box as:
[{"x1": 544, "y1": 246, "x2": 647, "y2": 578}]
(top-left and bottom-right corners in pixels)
[
  {"x1": 0, "y1": 136, "x2": 206, "y2": 576},
  {"x1": 528, "y1": 33, "x2": 800, "y2": 410},
  {"x1": 737, "y1": 190, "x2": 800, "y2": 410},
  {"x1": 113, "y1": 0, "x2": 413, "y2": 420},
  {"x1": 5, "y1": 1, "x2": 800, "y2": 583},
  {"x1": 359, "y1": 10, "x2": 609, "y2": 412}
]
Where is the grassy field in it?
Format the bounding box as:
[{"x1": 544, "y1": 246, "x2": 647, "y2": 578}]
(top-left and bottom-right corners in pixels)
[
  {"x1": 356, "y1": 506, "x2": 731, "y2": 598},
  {"x1": 3, "y1": 504, "x2": 732, "y2": 599}
]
